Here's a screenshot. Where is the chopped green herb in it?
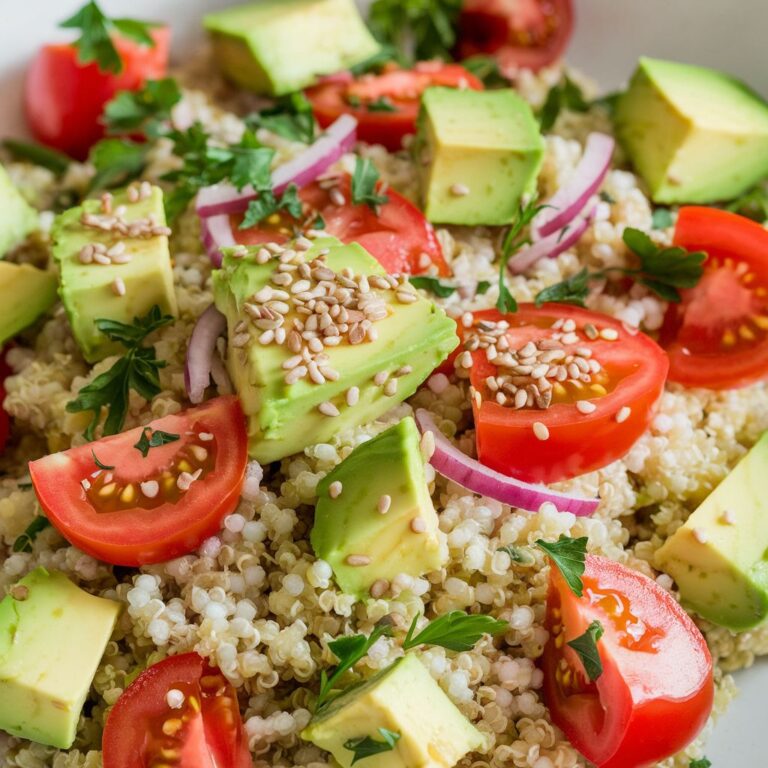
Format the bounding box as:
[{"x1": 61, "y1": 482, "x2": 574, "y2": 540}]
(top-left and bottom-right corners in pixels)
[
  {"x1": 599, "y1": 190, "x2": 615, "y2": 204},
  {"x1": 2, "y1": 139, "x2": 72, "y2": 175},
  {"x1": 349, "y1": 46, "x2": 400, "y2": 76},
  {"x1": 17, "y1": 482, "x2": 33, "y2": 491},
  {"x1": 402, "y1": 610, "x2": 507, "y2": 652},
  {"x1": 567, "y1": 620, "x2": 604, "y2": 681},
  {"x1": 535, "y1": 268, "x2": 590, "y2": 308},
  {"x1": 476, "y1": 280, "x2": 491, "y2": 295},
  {"x1": 312, "y1": 214, "x2": 326, "y2": 230},
  {"x1": 539, "y1": 75, "x2": 589, "y2": 132},
  {"x1": 689, "y1": 759, "x2": 712, "y2": 768},
  {"x1": 726, "y1": 185, "x2": 768, "y2": 223},
  {"x1": 535, "y1": 535, "x2": 588, "y2": 597},
  {"x1": 344, "y1": 729, "x2": 401, "y2": 764},
  {"x1": 651, "y1": 207, "x2": 674, "y2": 230},
  {"x1": 408, "y1": 276, "x2": 456, "y2": 297},
  {"x1": 351, "y1": 157, "x2": 389, "y2": 211},
  {"x1": 240, "y1": 183, "x2": 302, "y2": 229},
  {"x1": 246, "y1": 92, "x2": 316, "y2": 144},
  {"x1": 133, "y1": 428, "x2": 180, "y2": 458},
  {"x1": 367, "y1": 96, "x2": 398, "y2": 113},
  {"x1": 461, "y1": 55, "x2": 510, "y2": 88},
  {"x1": 91, "y1": 450, "x2": 115, "y2": 471},
  {"x1": 346, "y1": 94, "x2": 363, "y2": 108},
  {"x1": 13, "y1": 517, "x2": 52, "y2": 553},
  {"x1": 592, "y1": 91, "x2": 622, "y2": 115},
  {"x1": 497, "y1": 545, "x2": 536, "y2": 566},
  {"x1": 104, "y1": 78, "x2": 181, "y2": 138},
  {"x1": 88, "y1": 138, "x2": 150, "y2": 191}
]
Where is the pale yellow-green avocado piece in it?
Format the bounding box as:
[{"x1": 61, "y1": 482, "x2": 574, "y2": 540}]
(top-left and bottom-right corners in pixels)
[
  {"x1": 0, "y1": 163, "x2": 38, "y2": 257},
  {"x1": 656, "y1": 432, "x2": 768, "y2": 630},
  {"x1": 0, "y1": 262, "x2": 58, "y2": 346},
  {"x1": 614, "y1": 57, "x2": 768, "y2": 204},
  {"x1": 204, "y1": 0, "x2": 380, "y2": 96},
  {"x1": 212, "y1": 237, "x2": 458, "y2": 463},
  {"x1": 311, "y1": 417, "x2": 447, "y2": 598},
  {"x1": 415, "y1": 87, "x2": 544, "y2": 226},
  {"x1": 51, "y1": 185, "x2": 178, "y2": 363},
  {"x1": 302, "y1": 653, "x2": 484, "y2": 768},
  {"x1": 0, "y1": 568, "x2": 120, "y2": 748}
]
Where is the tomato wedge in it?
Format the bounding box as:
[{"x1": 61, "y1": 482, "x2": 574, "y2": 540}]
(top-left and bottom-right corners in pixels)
[
  {"x1": 456, "y1": 306, "x2": 667, "y2": 483},
  {"x1": 305, "y1": 62, "x2": 483, "y2": 151},
  {"x1": 103, "y1": 653, "x2": 251, "y2": 768},
  {"x1": 660, "y1": 206, "x2": 768, "y2": 389},
  {"x1": 24, "y1": 27, "x2": 170, "y2": 160},
  {"x1": 29, "y1": 396, "x2": 247, "y2": 566},
  {"x1": 457, "y1": 0, "x2": 574, "y2": 72},
  {"x1": 232, "y1": 173, "x2": 450, "y2": 276},
  {"x1": 542, "y1": 555, "x2": 713, "y2": 768}
]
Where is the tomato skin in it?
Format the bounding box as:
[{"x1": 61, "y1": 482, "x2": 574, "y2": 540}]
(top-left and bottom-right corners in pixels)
[
  {"x1": 542, "y1": 555, "x2": 713, "y2": 768},
  {"x1": 305, "y1": 63, "x2": 483, "y2": 151},
  {"x1": 103, "y1": 653, "x2": 252, "y2": 768},
  {"x1": 24, "y1": 27, "x2": 170, "y2": 160},
  {"x1": 29, "y1": 396, "x2": 247, "y2": 566}
]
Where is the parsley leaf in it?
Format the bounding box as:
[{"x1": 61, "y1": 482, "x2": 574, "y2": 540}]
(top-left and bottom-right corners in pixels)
[
  {"x1": 13, "y1": 517, "x2": 52, "y2": 553},
  {"x1": 497, "y1": 545, "x2": 536, "y2": 566},
  {"x1": 539, "y1": 75, "x2": 589, "y2": 132},
  {"x1": 567, "y1": 620, "x2": 604, "y2": 681},
  {"x1": 104, "y1": 78, "x2": 181, "y2": 138},
  {"x1": 476, "y1": 280, "x2": 491, "y2": 295},
  {"x1": 349, "y1": 46, "x2": 400, "y2": 76},
  {"x1": 133, "y1": 428, "x2": 180, "y2": 458},
  {"x1": 402, "y1": 610, "x2": 507, "y2": 652},
  {"x1": 240, "y1": 184, "x2": 302, "y2": 229},
  {"x1": 461, "y1": 55, "x2": 510, "y2": 88},
  {"x1": 727, "y1": 185, "x2": 768, "y2": 223},
  {"x1": 535, "y1": 268, "x2": 590, "y2": 307},
  {"x1": 88, "y1": 138, "x2": 150, "y2": 191},
  {"x1": 651, "y1": 207, "x2": 674, "y2": 230},
  {"x1": 351, "y1": 157, "x2": 389, "y2": 211},
  {"x1": 92, "y1": 450, "x2": 115, "y2": 470},
  {"x1": 536, "y1": 535, "x2": 588, "y2": 597},
  {"x1": 689, "y1": 759, "x2": 712, "y2": 768},
  {"x1": 409, "y1": 276, "x2": 456, "y2": 297},
  {"x1": 344, "y1": 729, "x2": 401, "y2": 764},
  {"x1": 367, "y1": 96, "x2": 398, "y2": 113},
  {"x1": 246, "y1": 92, "x2": 317, "y2": 144},
  {"x1": 2, "y1": 139, "x2": 72, "y2": 175}
]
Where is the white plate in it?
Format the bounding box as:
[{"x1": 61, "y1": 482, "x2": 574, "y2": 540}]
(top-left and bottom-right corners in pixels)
[{"x1": 1, "y1": 1, "x2": 766, "y2": 765}]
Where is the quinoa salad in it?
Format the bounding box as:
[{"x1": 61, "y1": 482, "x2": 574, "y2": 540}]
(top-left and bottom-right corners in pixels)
[{"x1": 3, "y1": 2, "x2": 768, "y2": 768}]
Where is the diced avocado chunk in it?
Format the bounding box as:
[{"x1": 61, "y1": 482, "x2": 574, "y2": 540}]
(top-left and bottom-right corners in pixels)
[
  {"x1": 0, "y1": 568, "x2": 120, "y2": 748},
  {"x1": 204, "y1": 0, "x2": 380, "y2": 96},
  {"x1": 614, "y1": 57, "x2": 768, "y2": 204},
  {"x1": 656, "y1": 432, "x2": 768, "y2": 630},
  {"x1": 303, "y1": 653, "x2": 484, "y2": 768},
  {"x1": 0, "y1": 163, "x2": 38, "y2": 256},
  {"x1": 51, "y1": 185, "x2": 178, "y2": 363},
  {"x1": 414, "y1": 87, "x2": 544, "y2": 226},
  {"x1": 0, "y1": 262, "x2": 58, "y2": 346},
  {"x1": 312, "y1": 417, "x2": 446, "y2": 598},
  {"x1": 212, "y1": 237, "x2": 457, "y2": 463}
]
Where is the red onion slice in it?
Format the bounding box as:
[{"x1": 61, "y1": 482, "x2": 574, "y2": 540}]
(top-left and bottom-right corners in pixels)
[
  {"x1": 185, "y1": 304, "x2": 228, "y2": 405},
  {"x1": 415, "y1": 409, "x2": 599, "y2": 517},
  {"x1": 196, "y1": 114, "x2": 358, "y2": 218},
  {"x1": 201, "y1": 214, "x2": 236, "y2": 268}
]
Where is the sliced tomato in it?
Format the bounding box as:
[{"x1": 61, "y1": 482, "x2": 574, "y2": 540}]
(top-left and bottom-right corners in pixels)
[
  {"x1": 232, "y1": 173, "x2": 449, "y2": 276},
  {"x1": 459, "y1": 306, "x2": 667, "y2": 483},
  {"x1": 24, "y1": 27, "x2": 170, "y2": 160},
  {"x1": 103, "y1": 653, "x2": 251, "y2": 768},
  {"x1": 659, "y1": 206, "x2": 768, "y2": 389},
  {"x1": 457, "y1": 0, "x2": 574, "y2": 72},
  {"x1": 542, "y1": 555, "x2": 713, "y2": 768},
  {"x1": 305, "y1": 62, "x2": 483, "y2": 151},
  {"x1": 29, "y1": 396, "x2": 247, "y2": 566}
]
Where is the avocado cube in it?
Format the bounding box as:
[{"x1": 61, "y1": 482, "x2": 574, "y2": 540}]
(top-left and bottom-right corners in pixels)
[
  {"x1": 656, "y1": 432, "x2": 768, "y2": 630},
  {"x1": 303, "y1": 653, "x2": 484, "y2": 768},
  {"x1": 615, "y1": 57, "x2": 768, "y2": 204},
  {"x1": 312, "y1": 417, "x2": 446, "y2": 598},
  {"x1": 204, "y1": 0, "x2": 380, "y2": 96},
  {"x1": 0, "y1": 568, "x2": 120, "y2": 748},
  {"x1": 0, "y1": 163, "x2": 38, "y2": 256},
  {"x1": 213, "y1": 237, "x2": 457, "y2": 464},
  {"x1": 415, "y1": 87, "x2": 545, "y2": 226},
  {"x1": 51, "y1": 185, "x2": 178, "y2": 363},
  {"x1": 0, "y1": 262, "x2": 58, "y2": 346}
]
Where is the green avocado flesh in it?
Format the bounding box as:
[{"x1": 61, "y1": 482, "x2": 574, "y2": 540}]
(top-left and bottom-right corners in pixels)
[
  {"x1": 302, "y1": 654, "x2": 483, "y2": 768},
  {"x1": 204, "y1": 0, "x2": 379, "y2": 96},
  {"x1": 415, "y1": 87, "x2": 544, "y2": 226},
  {"x1": 0, "y1": 163, "x2": 38, "y2": 257},
  {"x1": 656, "y1": 432, "x2": 768, "y2": 630},
  {"x1": 212, "y1": 237, "x2": 458, "y2": 464},
  {"x1": 0, "y1": 568, "x2": 120, "y2": 748},
  {"x1": 0, "y1": 262, "x2": 58, "y2": 346},
  {"x1": 311, "y1": 417, "x2": 446, "y2": 598},
  {"x1": 615, "y1": 57, "x2": 768, "y2": 204}
]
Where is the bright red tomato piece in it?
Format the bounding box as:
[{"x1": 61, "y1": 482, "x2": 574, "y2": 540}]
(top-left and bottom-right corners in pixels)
[
  {"x1": 305, "y1": 62, "x2": 483, "y2": 151},
  {"x1": 660, "y1": 206, "x2": 768, "y2": 390},
  {"x1": 457, "y1": 0, "x2": 574, "y2": 72},
  {"x1": 232, "y1": 173, "x2": 450, "y2": 276},
  {"x1": 24, "y1": 27, "x2": 170, "y2": 160},
  {"x1": 103, "y1": 653, "x2": 252, "y2": 768},
  {"x1": 542, "y1": 555, "x2": 713, "y2": 768},
  {"x1": 29, "y1": 396, "x2": 247, "y2": 566},
  {"x1": 456, "y1": 306, "x2": 667, "y2": 483}
]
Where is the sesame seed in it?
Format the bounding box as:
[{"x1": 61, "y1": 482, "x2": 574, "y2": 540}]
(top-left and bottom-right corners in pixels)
[
  {"x1": 514, "y1": 389, "x2": 528, "y2": 409},
  {"x1": 600, "y1": 328, "x2": 620, "y2": 341},
  {"x1": 258, "y1": 330, "x2": 275, "y2": 345},
  {"x1": 232, "y1": 332, "x2": 250, "y2": 348},
  {"x1": 692, "y1": 528, "x2": 708, "y2": 544},
  {"x1": 396, "y1": 291, "x2": 418, "y2": 304},
  {"x1": 373, "y1": 371, "x2": 389, "y2": 386},
  {"x1": 378, "y1": 495, "x2": 392, "y2": 514},
  {"x1": 345, "y1": 554, "x2": 371, "y2": 567},
  {"x1": 576, "y1": 400, "x2": 597, "y2": 414},
  {"x1": 330, "y1": 188, "x2": 346, "y2": 207},
  {"x1": 533, "y1": 421, "x2": 550, "y2": 441},
  {"x1": 177, "y1": 469, "x2": 202, "y2": 491},
  {"x1": 329, "y1": 481, "x2": 343, "y2": 499},
  {"x1": 318, "y1": 401, "x2": 340, "y2": 417},
  {"x1": 459, "y1": 351, "x2": 473, "y2": 369},
  {"x1": 199, "y1": 432, "x2": 214, "y2": 442},
  {"x1": 94, "y1": 252, "x2": 111, "y2": 265},
  {"x1": 450, "y1": 183, "x2": 470, "y2": 197},
  {"x1": 111, "y1": 277, "x2": 126, "y2": 297},
  {"x1": 166, "y1": 689, "x2": 185, "y2": 709},
  {"x1": 370, "y1": 579, "x2": 390, "y2": 598},
  {"x1": 584, "y1": 323, "x2": 598, "y2": 340},
  {"x1": 461, "y1": 312, "x2": 474, "y2": 328},
  {"x1": 410, "y1": 517, "x2": 427, "y2": 533},
  {"x1": 562, "y1": 319, "x2": 576, "y2": 333},
  {"x1": 383, "y1": 379, "x2": 398, "y2": 397},
  {"x1": 81, "y1": 478, "x2": 91, "y2": 491},
  {"x1": 140, "y1": 480, "x2": 159, "y2": 498},
  {"x1": 616, "y1": 406, "x2": 631, "y2": 423},
  {"x1": 420, "y1": 430, "x2": 435, "y2": 462},
  {"x1": 721, "y1": 509, "x2": 736, "y2": 525},
  {"x1": 285, "y1": 366, "x2": 308, "y2": 385}
]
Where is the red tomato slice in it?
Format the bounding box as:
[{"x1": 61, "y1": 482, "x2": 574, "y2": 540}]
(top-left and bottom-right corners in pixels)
[
  {"x1": 232, "y1": 173, "x2": 450, "y2": 276},
  {"x1": 660, "y1": 206, "x2": 768, "y2": 389},
  {"x1": 103, "y1": 653, "x2": 251, "y2": 768},
  {"x1": 305, "y1": 62, "x2": 483, "y2": 151},
  {"x1": 29, "y1": 396, "x2": 247, "y2": 566},
  {"x1": 24, "y1": 27, "x2": 170, "y2": 160},
  {"x1": 457, "y1": 306, "x2": 667, "y2": 483},
  {"x1": 542, "y1": 555, "x2": 713, "y2": 768},
  {"x1": 457, "y1": 0, "x2": 574, "y2": 72}
]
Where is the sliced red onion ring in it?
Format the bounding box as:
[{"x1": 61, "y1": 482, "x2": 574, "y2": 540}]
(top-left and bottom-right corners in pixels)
[
  {"x1": 415, "y1": 409, "x2": 599, "y2": 517},
  {"x1": 201, "y1": 214, "x2": 236, "y2": 268},
  {"x1": 185, "y1": 304, "x2": 228, "y2": 405},
  {"x1": 196, "y1": 114, "x2": 358, "y2": 218},
  {"x1": 533, "y1": 132, "x2": 614, "y2": 239}
]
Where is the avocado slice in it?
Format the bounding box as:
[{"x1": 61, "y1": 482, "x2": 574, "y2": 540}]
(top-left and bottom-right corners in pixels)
[
  {"x1": 204, "y1": 0, "x2": 380, "y2": 96},
  {"x1": 614, "y1": 57, "x2": 768, "y2": 204},
  {"x1": 0, "y1": 568, "x2": 120, "y2": 748},
  {"x1": 0, "y1": 262, "x2": 58, "y2": 346},
  {"x1": 0, "y1": 163, "x2": 38, "y2": 257},
  {"x1": 311, "y1": 417, "x2": 446, "y2": 599},
  {"x1": 414, "y1": 87, "x2": 544, "y2": 226},
  {"x1": 656, "y1": 432, "x2": 768, "y2": 630},
  {"x1": 302, "y1": 654, "x2": 484, "y2": 768}
]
